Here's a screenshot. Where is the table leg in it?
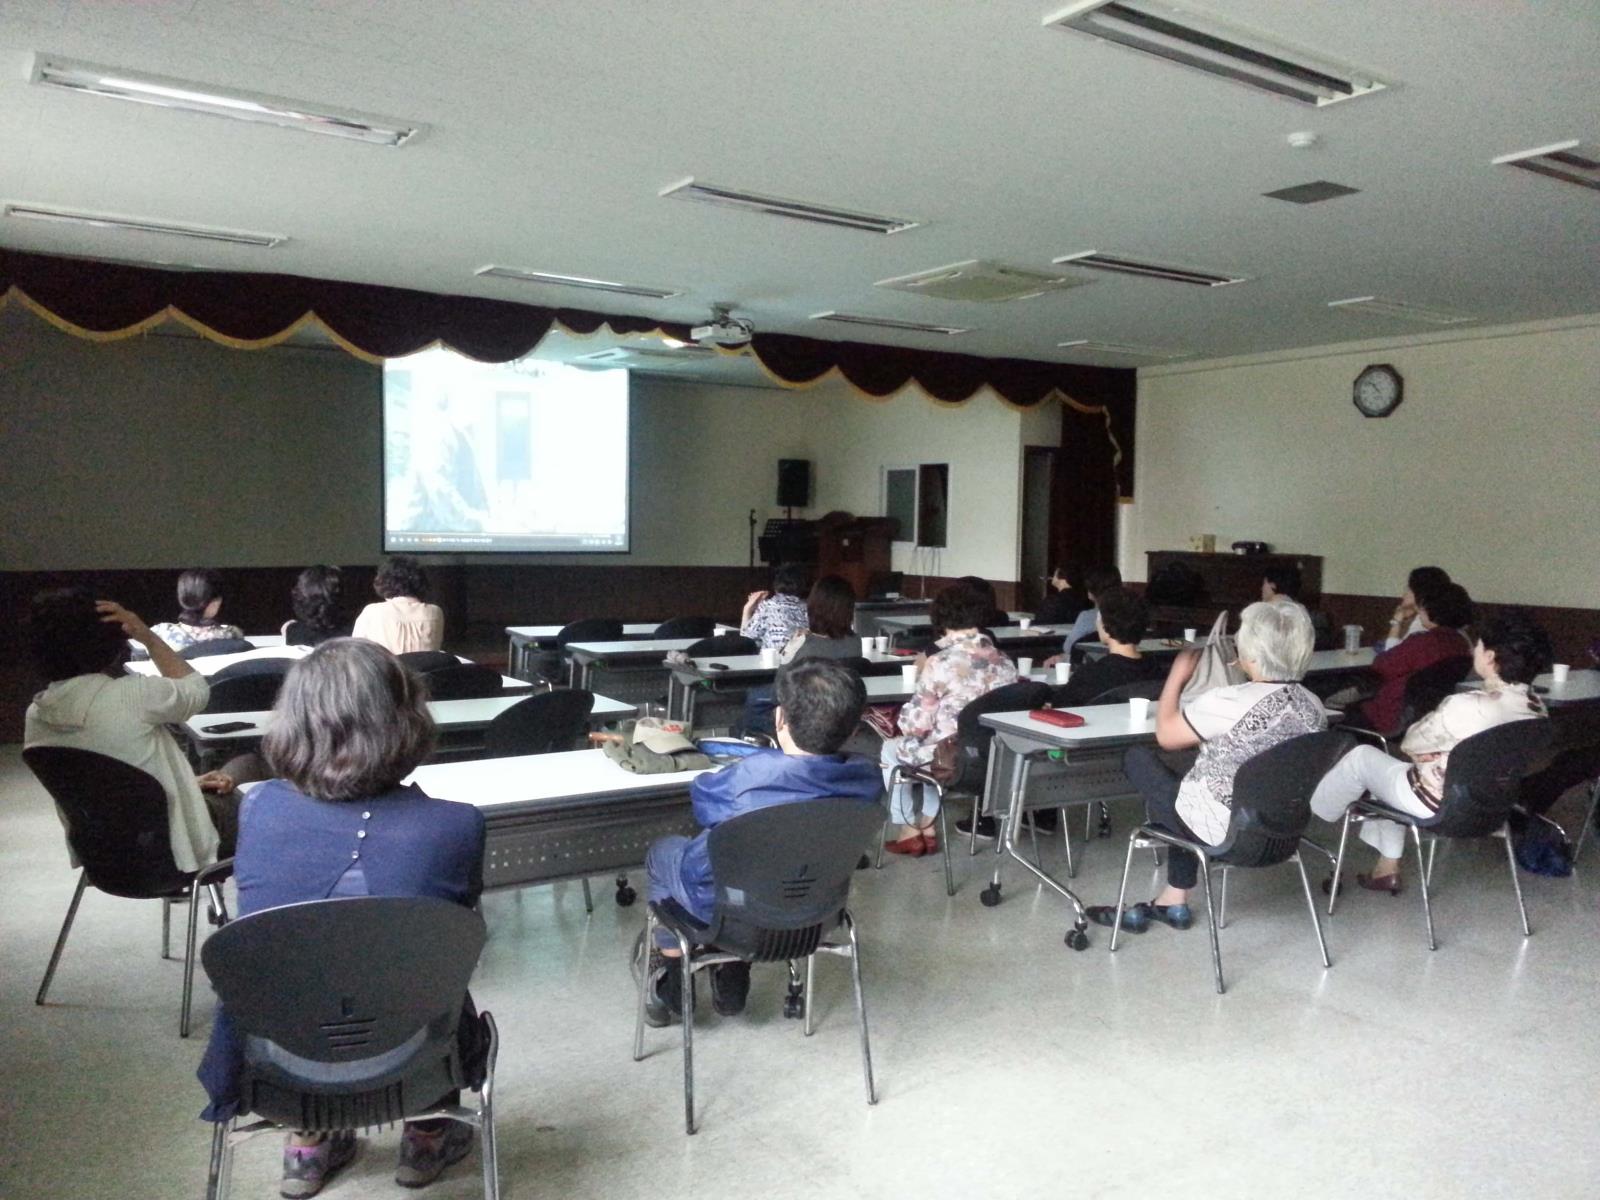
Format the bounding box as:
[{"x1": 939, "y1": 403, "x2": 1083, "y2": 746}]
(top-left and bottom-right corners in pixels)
[{"x1": 982, "y1": 746, "x2": 1090, "y2": 939}]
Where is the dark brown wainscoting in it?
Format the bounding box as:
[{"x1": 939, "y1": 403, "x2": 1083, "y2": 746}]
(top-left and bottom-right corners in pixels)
[{"x1": 891, "y1": 576, "x2": 1021, "y2": 612}]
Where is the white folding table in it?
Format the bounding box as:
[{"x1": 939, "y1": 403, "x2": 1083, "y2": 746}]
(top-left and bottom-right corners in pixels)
[{"x1": 505, "y1": 623, "x2": 663, "y2": 679}]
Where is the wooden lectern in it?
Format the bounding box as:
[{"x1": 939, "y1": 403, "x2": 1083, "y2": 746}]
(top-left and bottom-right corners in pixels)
[{"x1": 816, "y1": 512, "x2": 898, "y2": 597}]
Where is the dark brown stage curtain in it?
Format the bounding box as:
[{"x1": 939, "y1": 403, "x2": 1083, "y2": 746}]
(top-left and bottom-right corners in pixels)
[
  {"x1": 0, "y1": 247, "x2": 1135, "y2": 491},
  {"x1": 1052, "y1": 371, "x2": 1136, "y2": 577}
]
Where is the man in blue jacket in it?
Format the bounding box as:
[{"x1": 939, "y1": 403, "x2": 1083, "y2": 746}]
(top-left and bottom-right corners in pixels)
[{"x1": 641, "y1": 659, "x2": 883, "y2": 1024}]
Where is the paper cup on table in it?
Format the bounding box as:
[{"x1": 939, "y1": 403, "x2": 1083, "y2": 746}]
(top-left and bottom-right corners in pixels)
[
  {"x1": 1054, "y1": 662, "x2": 1070, "y2": 685},
  {"x1": 874, "y1": 635, "x2": 889, "y2": 654},
  {"x1": 1016, "y1": 656, "x2": 1034, "y2": 677},
  {"x1": 1128, "y1": 697, "x2": 1152, "y2": 723},
  {"x1": 1183, "y1": 627, "x2": 1197, "y2": 642},
  {"x1": 760, "y1": 648, "x2": 779, "y2": 668},
  {"x1": 1552, "y1": 663, "x2": 1570, "y2": 684},
  {"x1": 901, "y1": 664, "x2": 919, "y2": 688},
  {"x1": 1018, "y1": 616, "x2": 1032, "y2": 630},
  {"x1": 1343, "y1": 624, "x2": 1363, "y2": 654}
]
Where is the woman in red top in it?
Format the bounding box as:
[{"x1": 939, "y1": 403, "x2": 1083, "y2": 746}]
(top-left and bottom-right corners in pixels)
[{"x1": 1355, "y1": 581, "x2": 1474, "y2": 733}]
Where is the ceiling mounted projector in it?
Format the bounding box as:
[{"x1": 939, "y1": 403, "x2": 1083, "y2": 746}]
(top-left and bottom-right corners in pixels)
[{"x1": 691, "y1": 305, "x2": 754, "y2": 346}]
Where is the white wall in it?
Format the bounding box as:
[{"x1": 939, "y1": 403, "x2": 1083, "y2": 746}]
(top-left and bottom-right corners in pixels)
[
  {"x1": 1122, "y1": 316, "x2": 1600, "y2": 607},
  {"x1": 0, "y1": 307, "x2": 1056, "y2": 579}
]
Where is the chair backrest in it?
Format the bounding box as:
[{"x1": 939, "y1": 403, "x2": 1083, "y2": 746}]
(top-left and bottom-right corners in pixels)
[
  {"x1": 1434, "y1": 718, "x2": 1553, "y2": 837},
  {"x1": 181, "y1": 637, "x2": 256, "y2": 659},
  {"x1": 483, "y1": 689, "x2": 595, "y2": 757},
  {"x1": 1217, "y1": 730, "x2": 1354, "y2": 865},
  {"x1": 686, "y1": 634, "x2": 759, "y2": 658},
  {"x1": 556, "y1": 618, "x2": 623, "y2": 648},
  {"x1": 204, "y1": 663, "x2": 293, "y2": 713},
  {"x1": 833, "y1": 655, "x2": 873, "y2": 677},
  {"x1": 1087, "y1": 679, "x2": 1165, "y2": 704},
  {"x1": 397, "y1": 650, "x2": 461, "y2": 674},
  {"x1": 201, "y1": 896, "x2": 486, "y2": 1129},
  {"x1": 952, "y1": 680, "x2": 1054, "y2": 791},
  {"x1": 21, "y1": 746, "x2": 191, "y2": 897},
  {"x1": 652, "y1": 616, "x2": 716, "y2": 639},
  {"x1": 1398, "y1": 655, "x2": 1474, "y2": 732},
  {"x1": 704, "y1": 798, "x2": 883, "y2": 961},
  {"x1": 421, "y1": 663, "x2": 504, "y2": 701}
]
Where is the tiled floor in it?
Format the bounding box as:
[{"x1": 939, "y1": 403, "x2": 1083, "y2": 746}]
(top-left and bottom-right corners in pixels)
[{"x1": 2, "y1": 745, "x2": 1597, "y2": 1200}]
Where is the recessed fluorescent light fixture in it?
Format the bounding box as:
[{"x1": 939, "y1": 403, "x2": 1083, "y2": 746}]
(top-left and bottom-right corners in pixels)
[
  {"x1": 474, "y1": 266, "x2": 682, "y2": 300},
  {"x1": 1053, "y1": 250, "x2": 1245, "y2": 287},
  {"x1": 1057, "y1": 339, "x2": 1189, "y2": 359},
  {"x1": 810, "y1": 311, "x2": 970, "y2": 336},
  {"x1": 660, "y1": 177, "x2": 920, "y2": 235},
  {"x1": 3, "y1": 202, "x2": 285, "y2": 247},
  {"x1": 1327, "y1": 295, "x2": 1476, "y2": 325},
  {"x1": 1492, "y1": 140, "x2": 1600, "y2": 194},
  {"x1": 29, "y1": 53, "x2": 423, "y2": 146},
  {"x1": 1042, "y1": 1, "x2": 1386, "y2": 107}
]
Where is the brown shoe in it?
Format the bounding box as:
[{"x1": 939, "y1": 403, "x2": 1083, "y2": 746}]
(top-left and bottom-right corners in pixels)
[{"x1": 1322, "y1": 872, "x2": 1404, "y2": 897}]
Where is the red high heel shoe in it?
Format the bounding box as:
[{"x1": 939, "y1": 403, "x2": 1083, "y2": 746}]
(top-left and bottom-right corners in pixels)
[{"x1": 883, "y1": 834, "x2": 926, "y2": 857}]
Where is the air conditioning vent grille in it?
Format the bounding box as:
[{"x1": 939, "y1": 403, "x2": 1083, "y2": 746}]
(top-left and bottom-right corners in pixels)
[
  {"x1": 1057, "y1": 339, "x2": 1189, "y2": 360},
  {"x1": 1326, "y1": 296, "x2": 1476, "y2": 326},
  {"x1": 809, "y1": 312, "x2": 970, "y2": 336},
  {"x1": 474, "y1": 266, "x2": 681, "y2": 299},
  {"x1": 1053, "y1": 250, "x2": 1244, "y2": 287},
  {"x1": 1493, "y1": 140, "x2": 1600, "y2": 194},
  {"x1": 660, "y1": 177, "x2": 919, "y2": 235},
  {"x1": 876, "y1": 260, "x2": 1089, "y2": 303}
]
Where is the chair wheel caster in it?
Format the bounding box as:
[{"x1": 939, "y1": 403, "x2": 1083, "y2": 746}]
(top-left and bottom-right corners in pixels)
[
  {"x1": 1064, "y1": 926, "x2": 1089, "y2": 952},
  {"x1": 615, "y1": 885, "x2": 637, "y2": 907},
  {"x1": 783, "y1": 981, "x2": 805, "y2": 1020},
  {"x1": 856, "y1": 854, "x2": 872, "y2": 871},
  {"x1": 1097, "y1": 808, "x2": 1112, "y2": 839},
  {"x1": 979, "y1": 883, "x2": 1002, "y2": 907}
]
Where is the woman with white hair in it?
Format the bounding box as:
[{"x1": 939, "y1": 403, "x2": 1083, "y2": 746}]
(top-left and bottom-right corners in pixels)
[{"x1": 1088, "y1": 600, "x2": 1327, "y2": 933}]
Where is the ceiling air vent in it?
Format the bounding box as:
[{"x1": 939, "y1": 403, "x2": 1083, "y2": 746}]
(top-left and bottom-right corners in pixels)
[
  {"x1": 574, "y1": 344, "x2": 718, "y2": 370},
  {"x1": 875, "y1": 260, "x2": 1088, "y2": 303},
  {"x1": 1053, "y1": 250, "x2": 1244, "y2": 287},
  {"x1": 809, "y1": 312, "x2": 970, "y2": 336},
  {"x1": 1326, "y1": 296, "x2": 1475, "y2": 326},
  {"x1": 475, "y1": 266, "x2": 681, "y2": 300},
  {"x1": 3, "y1": 202, "x2": 285, "y2": 246},
  {"x1": 1042, "y1": 1, "x2": 1386, "y2": 107},
  {"x1": 1057, "y1": 339, "x2": 1190, "y2": 360},
  {"x1": 659, "y1": 177, "x2": 919, "y2": 235},
  {"x1": 1492, "y1": 140, "x2": 1600, "y2": 194}
]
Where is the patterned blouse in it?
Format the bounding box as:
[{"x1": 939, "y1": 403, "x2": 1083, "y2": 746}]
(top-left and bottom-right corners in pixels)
[
  {"x1": 148, "y1": 620, "x2": 245, "y2": 652},
  {"x1": 889, "y1": 630, "x2": 1019, "y2": 767},
  {"x1": 741, "y1": 593, "x2": 810, "y2": 651}
]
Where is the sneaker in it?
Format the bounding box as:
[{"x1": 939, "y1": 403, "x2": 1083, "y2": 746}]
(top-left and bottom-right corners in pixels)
[
  {"x1": 633, "y1": 939, "x2": 684, "y2": 1028},
  {"x1": 280, "y1": 1131, "x2": 357, "y2": 1199},
  {"x1": 395, "y1": 1120, "x2": 473, "y2": 1189},
  {"x1": 955, "y1": 815, "x2": 998, "y2": 840},
  {"x1": 710, "y1": 961, "x2": 751, "y2": 1016}
]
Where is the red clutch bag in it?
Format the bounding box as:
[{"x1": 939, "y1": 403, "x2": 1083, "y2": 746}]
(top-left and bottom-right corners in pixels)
[{"x1": 1028, "y1": 708, "x2": 1085, "y2": 728}]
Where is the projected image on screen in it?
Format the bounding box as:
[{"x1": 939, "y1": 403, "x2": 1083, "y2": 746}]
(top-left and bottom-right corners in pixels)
[{"x1": 383, "y1": 348, "x2": 629, "y2": 553}]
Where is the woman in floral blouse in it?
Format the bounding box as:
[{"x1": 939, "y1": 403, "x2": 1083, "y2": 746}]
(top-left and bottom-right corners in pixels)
[
  {"x1": 739, "y1": 562, "x2": 812, "y2": 652},
  {"x1": 882, "y1": 583, "x2": 1018, "y2": 856}
]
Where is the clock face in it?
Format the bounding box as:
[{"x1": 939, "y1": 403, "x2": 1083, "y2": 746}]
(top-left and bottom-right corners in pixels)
[{"x1": 1353, "y1": 364, "x2": 1403, "y2": 418}]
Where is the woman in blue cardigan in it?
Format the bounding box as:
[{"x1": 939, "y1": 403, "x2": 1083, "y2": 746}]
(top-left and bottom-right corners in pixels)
[{"x1": 198, "y1": 639, "x2": 485, "y2": 1198}]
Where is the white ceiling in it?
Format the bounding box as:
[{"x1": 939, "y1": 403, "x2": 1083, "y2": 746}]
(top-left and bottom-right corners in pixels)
[{"x1": 2, "y1": 0, "x2": 1598, "y2": 368}]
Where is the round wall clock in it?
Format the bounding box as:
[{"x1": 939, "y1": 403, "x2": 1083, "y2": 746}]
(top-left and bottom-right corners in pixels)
[{"x1": 1353, "y1": 363, "x2": 1403, "y2": 418}]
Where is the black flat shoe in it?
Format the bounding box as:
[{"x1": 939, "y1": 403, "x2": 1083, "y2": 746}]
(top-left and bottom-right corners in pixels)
[
  {"x1": 1322, "y1": 872, "x2": 1404, "y2": 897},
  {"x1": 1087, "y1": 903, "x2": 1150, "y2": 933}
]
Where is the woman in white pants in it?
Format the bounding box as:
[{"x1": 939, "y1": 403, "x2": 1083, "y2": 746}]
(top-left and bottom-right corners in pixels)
[{"x1": 1309, "y1": 611, "x2": 1550, "y2": 894}]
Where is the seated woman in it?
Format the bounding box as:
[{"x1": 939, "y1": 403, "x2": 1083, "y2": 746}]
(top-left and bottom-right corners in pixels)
[
  {"x1": 739, "y1": 562, "x2": 811, "y2": 651},
  {"x1": 955, "y1": 575, "x2": 1010, "y2": 630},
  {"x1": 1260, "y1": 563, "x2": 1335, "y2": 650},
  {"x1": 149, "y1": 569, "x2": 245, "y2": 652},
  {"x1": 353, "y1": 556, "x2": 444, "y2": 655},
  {"x1": 282, "y1": 565, "x2": 350, "y2": 647},
  {"x1": 1044, "y1": 566, "x2": 1122, "y2": 665},
  {"x1": 881, "y1": 583, "x2": 1019, "y2": 856},
  {"x1": 1053, "y1": 587, "x2": 1150, "y2": 705},
  {"x1": 1089, "y1": 600, "x2": 1326, "y2": 932},
  {"x1": 198, "y1": 639, "x2": 485, "y2": 1197},
  {"x1": 1033, "y1": 564, "x2": 1091, "y2": 627},
  {"x1": 1352, "y1": 581, "x2": 1474, "y2": 734},
  {"x1": 1310, "y1": 611, "x2": 1550, "y2": 894},
  {"x1": 1382, "y1": 564, "x2": 1452, "y2": 650},
  {"x1": 24, "y1": 590, "x2": 261, "y2": 867},
  {"x1": 783, "y1": 575, "x2": 861, "y2": 662}
]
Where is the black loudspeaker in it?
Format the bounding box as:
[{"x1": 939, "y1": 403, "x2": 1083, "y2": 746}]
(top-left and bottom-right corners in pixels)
[{"x1": 777, "y1": 458, "x2": 811, "y2": 508}]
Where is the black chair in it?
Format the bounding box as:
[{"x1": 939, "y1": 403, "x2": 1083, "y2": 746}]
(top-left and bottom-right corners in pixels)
[
  {"x1": 832, "y1": 655, "x2": 873, "y2": 677},
  {"x1": 200, "y1": 897, "x2": 499, "y2": 1200},
  {"x1": 1328, "y1": 719, "x2": 1552, "y2": 949},
  {"x1": 181, "y1": 637, "x2": 256, "y2": 659},
  {"x1": 685, "y1": 634, "x2": 759, "y2": 658},
  {"x1": 204, "y1": 657, "x2": 297, "y2": 714},
  {"x1": 1347, "y1": 655, "x2": 1474, "y2": 745},
  {"x1": 878, "y1": 680, "x2": 1052, "y2": 894},
  {"x1": 531, "y1": 619, "x2": 625, "y2": 686},
  {"x1": 22, "y1": 747, "x2": 232, "y2": 1037},
  {"x1": 1085, "y1": 679, "x2": 1165, "y2": 704},
  {"x1": 653, "y1": 616, "x2": 716, "y2": 639},
  {"x1": 398, "y1": 650, "x2": 462, "y2": 674},
  {"x1": 1109, "y1": 731, "x2": 1352, "y2": 993},
  {"x1": 484, "y1": 689, "x2": 595, "y2": 757},
  {"x1": 633, "y1": 798, "x2": 882, "y2": 1134},
  {"x1": 421, "y1": 664, "x2": 505, "y2": 701}
]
